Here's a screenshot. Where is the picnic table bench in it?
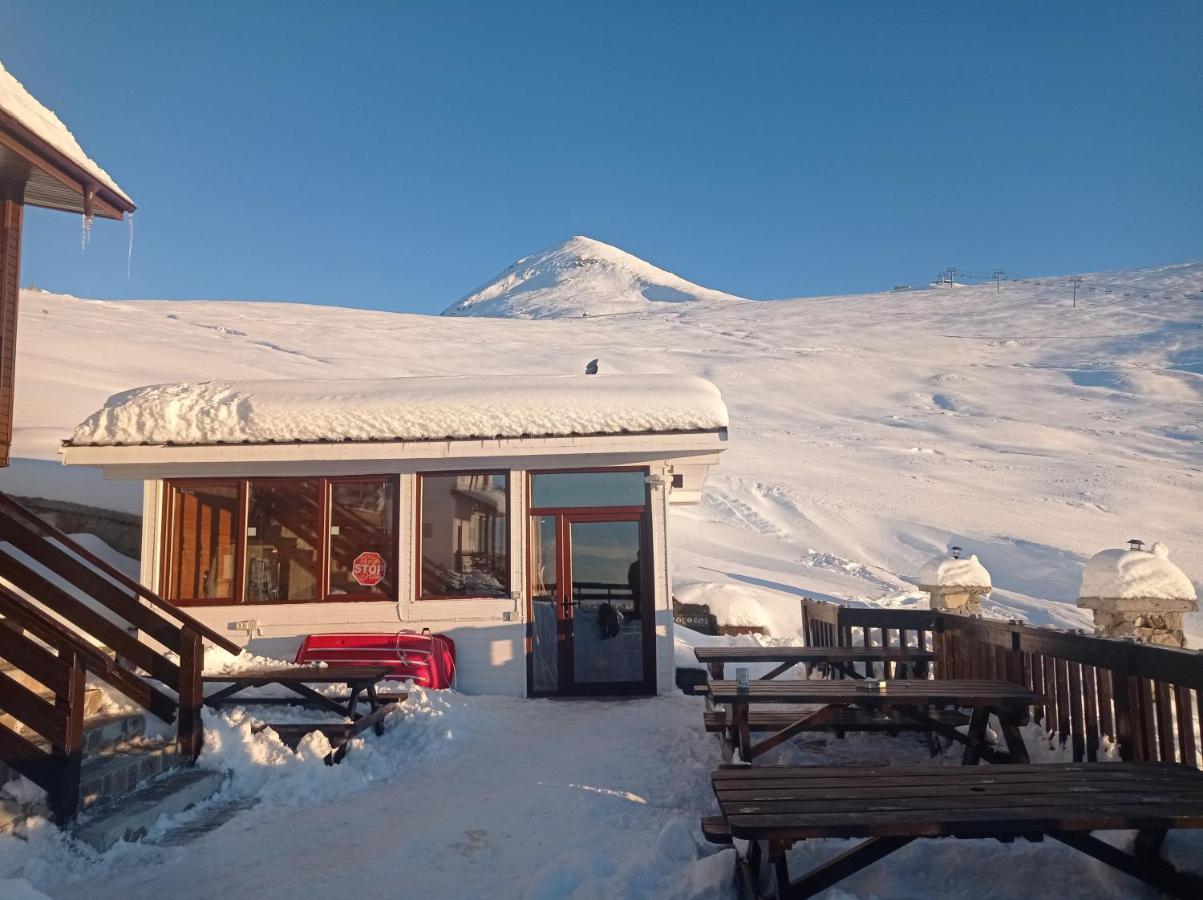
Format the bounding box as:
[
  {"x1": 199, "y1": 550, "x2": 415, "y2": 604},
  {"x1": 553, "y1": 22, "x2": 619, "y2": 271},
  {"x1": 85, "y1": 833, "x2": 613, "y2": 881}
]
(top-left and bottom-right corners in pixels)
[
  {"x1": 707, "y1": 679, "x2": 1036, "y2": 764},
  {"x1": 693, "y1": 645, "x2": 935, "y2": 682},
  {"x1": 203, "y1": 666, "x2": 402, "y2": 764},
  {"x1": 706, "y1": 762, "x2": 1203, "y2": 898}
]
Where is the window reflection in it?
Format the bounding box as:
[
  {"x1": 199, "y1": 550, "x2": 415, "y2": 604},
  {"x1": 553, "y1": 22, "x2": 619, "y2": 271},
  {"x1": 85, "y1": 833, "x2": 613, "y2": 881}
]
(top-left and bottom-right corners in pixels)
[
  {"x1": 420, "y1": 473, "x2": 509, "y2": 598},
  {"x1": 328, "y1": 480, "x2": 396, "y2": 597},
  {"x1": 245, "y1": 480, "x2": 319, "y2": 603},
  {"x1": 168, "y1": 483, "x2": 238, "y2": 601},
  {"x1": 530, "y1": 471, "x2": 646, "y2": 509}
]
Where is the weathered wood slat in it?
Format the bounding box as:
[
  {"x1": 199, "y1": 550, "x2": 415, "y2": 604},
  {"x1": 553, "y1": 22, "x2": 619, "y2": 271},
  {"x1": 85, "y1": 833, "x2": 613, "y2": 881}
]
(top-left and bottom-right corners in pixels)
[
  {"x1": 0, "y1": 621, "x2": 70, "y2": 696},
  {"x1": 1137, "y1": 677, "x2": 1158, "y2": 761},
  {"x1": 1068, "y1": 662, "x2": 1086, "y2": 762},
  {"x1": 0, "y1": 668, "x2": 67, "y2": 745},
  {"x1": 1175, "y1": 685, "x2": 1197, "y2": 768},
  {"x1": 1098, "y1": 665, "x2": 1115, "y2": 741},
  {"x1": 1155, "y1": 681, "x2": 1176, "y2": 764},
  {"x1": 1083, "y1": 664, "x2": 1100, "y2": 762}
]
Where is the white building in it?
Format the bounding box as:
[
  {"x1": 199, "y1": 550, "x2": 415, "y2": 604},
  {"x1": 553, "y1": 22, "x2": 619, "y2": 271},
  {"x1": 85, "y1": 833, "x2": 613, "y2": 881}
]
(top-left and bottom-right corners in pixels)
[{"x1": 62, "y1": 373, "x2": 728, "y2": 697}]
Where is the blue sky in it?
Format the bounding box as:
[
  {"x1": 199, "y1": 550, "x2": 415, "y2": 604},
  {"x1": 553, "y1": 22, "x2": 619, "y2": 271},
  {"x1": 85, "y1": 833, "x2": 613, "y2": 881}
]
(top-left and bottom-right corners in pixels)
[{"x1": 2, "y1": 2, "x2": 1200, "y2": 313}]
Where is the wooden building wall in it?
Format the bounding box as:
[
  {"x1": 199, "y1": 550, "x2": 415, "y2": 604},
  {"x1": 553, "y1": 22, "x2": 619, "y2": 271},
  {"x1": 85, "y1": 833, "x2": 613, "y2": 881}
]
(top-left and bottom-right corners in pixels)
[{"x1": 0, "y1": 188, "x2": 22, "y2": 468}]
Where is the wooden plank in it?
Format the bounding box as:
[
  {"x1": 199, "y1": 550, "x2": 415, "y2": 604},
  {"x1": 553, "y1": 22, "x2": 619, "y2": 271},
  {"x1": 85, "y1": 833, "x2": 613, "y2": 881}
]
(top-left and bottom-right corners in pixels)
[
  {"x1": 693, "y1": 647, "x2": 934, "y2": 663},
  {"x1": 201, "y1": 666, "x2": 391, "y2": 684},
  {"x1": 0, "y1": 667, "x2": 67, "y2": 745},
  {"x1": 1055, "y1": 657, "x2": 1071, "y2": 746},
  {"x1": 1155, "y1": 681, "x2": 1176, "y2": 763},
  {"x1": 1137, "y1": 677, "x2": 1158, "y2": 762},
  {"x1": 1098, "y1": 664, "x2": 1115, "y2": 741},
  {"x1": 1083, "y1": 664, "x2": 1100, "y2": 762},
  {"x1": 1068, "y1": 661, "x2": 1085, "y2": 762},
  {"x1": 51, "y1": 651, "x2": 85, "y2": 822},
  {"x1": 0, "y1": 721, "x2": 57, "y2": 793},
  {"x1": 1174, "y1": 685, "x2": 1197, "y2": 769},
  {"x1": 0, "y1": 622, "x2": 70, "y2": 696},
  {"x1": 1043, "y1": 654, "x2": 1058, "y2": 738},
  {"x1": 1030, "y1": 653, "x2": 1045, "y2": 726}
]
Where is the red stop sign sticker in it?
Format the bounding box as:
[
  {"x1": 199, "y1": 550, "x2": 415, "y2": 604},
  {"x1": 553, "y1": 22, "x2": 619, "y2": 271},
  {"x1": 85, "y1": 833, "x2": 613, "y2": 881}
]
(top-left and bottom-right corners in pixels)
[{"x1": 351, "y1": 551, "x2": 386, "y2": 587}]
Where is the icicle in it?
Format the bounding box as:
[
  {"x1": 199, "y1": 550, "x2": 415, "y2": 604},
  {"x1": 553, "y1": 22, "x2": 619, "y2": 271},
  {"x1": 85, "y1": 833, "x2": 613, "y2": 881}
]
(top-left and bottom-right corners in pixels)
[
  {"x1": 81, "y1": 182, "x2": 97, "y2": 251},
  {"x1": 126, "y1": 211, "x2": 135, "y2": 282}
]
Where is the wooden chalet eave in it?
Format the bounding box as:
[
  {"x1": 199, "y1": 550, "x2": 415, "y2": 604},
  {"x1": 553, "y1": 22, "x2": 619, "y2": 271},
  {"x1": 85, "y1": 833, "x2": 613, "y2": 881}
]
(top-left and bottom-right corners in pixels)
[{"x1": 0, "y1": 107, "x2": 134, "y2": 220}]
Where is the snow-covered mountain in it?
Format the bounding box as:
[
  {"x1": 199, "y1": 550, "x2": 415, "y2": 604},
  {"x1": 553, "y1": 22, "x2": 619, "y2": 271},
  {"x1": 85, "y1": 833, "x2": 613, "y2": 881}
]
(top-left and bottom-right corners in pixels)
[
  {"x1": 3, "y1": 254, "x2": 1201, "y2": 639},
  {"x1": 441, "y1": 235, "x2": 745, "y2": 318}
]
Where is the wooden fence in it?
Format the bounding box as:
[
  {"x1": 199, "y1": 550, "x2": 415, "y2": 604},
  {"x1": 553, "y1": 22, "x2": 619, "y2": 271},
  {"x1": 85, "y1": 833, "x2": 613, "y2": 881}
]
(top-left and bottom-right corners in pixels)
[{"x1": 800, "y1": 598, "x2": 1203, "y2": 769}]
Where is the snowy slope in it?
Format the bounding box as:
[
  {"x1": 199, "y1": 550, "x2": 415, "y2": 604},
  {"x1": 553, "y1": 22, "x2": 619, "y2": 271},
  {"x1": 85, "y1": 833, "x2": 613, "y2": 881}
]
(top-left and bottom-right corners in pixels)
[
  {"x1": 3, "y1": 255, "x2": 1201, "y2": 639},
  {"x1": 441, "y1": 235, "x2": 745, "y2": 318}
]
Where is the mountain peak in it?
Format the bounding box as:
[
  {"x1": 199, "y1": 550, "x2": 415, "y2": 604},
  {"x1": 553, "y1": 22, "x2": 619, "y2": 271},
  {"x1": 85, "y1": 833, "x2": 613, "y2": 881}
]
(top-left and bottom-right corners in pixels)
[{"x1": 441, "y1": 236, "x2": 744, "y2": 319}]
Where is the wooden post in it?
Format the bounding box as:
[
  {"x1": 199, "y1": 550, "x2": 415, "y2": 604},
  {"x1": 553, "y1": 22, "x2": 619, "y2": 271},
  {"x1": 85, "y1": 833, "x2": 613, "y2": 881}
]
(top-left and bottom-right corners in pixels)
[
  {"x1": 178, "y1": 627, "x2": 204, "y2": 761},
  {"x1": 0, "y1": 187, "x2": 24, "y2": 469},
  {"x1": 51, "y1": 651, "x2": 85, "y2": 823}
]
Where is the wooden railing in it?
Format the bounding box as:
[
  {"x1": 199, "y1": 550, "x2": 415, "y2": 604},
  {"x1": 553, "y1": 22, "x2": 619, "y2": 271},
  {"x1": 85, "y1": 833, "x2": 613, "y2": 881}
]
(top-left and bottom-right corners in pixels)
[
  {"x1": 801, "y1": 600, "x2": 938, "y2": 678},
  {"x1": 0, "y1": 491, "x2": 240, "y2": 820},
  {"x1": 800, "y1": 598, "x2": 1203, "y2": 768}
]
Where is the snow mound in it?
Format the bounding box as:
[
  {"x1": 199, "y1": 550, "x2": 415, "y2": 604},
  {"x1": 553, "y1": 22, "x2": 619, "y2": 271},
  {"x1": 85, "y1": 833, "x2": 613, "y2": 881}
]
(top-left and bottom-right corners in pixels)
[
  {"x1": 67, "y1": 373, "x2": 729, "y2": 447},
  {"x1": 0, "y1": 60, "x2": 131, "y2": 205},
  {"x1": 918, "y1": 553, "x2": 992, "y2": 588},
  {"x1": 675, "y1": 581, "x2": 803, "y2": 638},
  {"x1": 1079, "y1": 543, "x2": 1197, "y2": 601},
  {"x1": 441, "y1": 235, "x2": 745, "y2": 319}
]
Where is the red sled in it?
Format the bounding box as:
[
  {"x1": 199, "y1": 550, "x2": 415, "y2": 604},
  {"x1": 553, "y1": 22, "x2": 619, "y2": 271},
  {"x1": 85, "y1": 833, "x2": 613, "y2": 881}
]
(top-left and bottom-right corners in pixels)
[{"x1": 295, "y1": 630, "x2": 456, "y2": 689}]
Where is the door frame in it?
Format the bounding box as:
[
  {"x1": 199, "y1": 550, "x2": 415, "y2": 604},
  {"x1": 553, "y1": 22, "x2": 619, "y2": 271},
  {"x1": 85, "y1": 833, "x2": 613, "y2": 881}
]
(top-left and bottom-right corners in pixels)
[{"x1": 525, "y1": 472, "x2": 656, "y2": 697}]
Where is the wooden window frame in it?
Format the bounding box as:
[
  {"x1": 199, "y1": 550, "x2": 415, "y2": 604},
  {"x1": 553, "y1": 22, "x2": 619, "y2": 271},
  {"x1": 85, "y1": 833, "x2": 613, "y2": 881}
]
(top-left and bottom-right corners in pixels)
[
  {"x1": 161, "y1": 475, "x2": 400, "y2": 607},
  {"x1": 415, "y1": 470, "x2": 512, "y2": 601}
]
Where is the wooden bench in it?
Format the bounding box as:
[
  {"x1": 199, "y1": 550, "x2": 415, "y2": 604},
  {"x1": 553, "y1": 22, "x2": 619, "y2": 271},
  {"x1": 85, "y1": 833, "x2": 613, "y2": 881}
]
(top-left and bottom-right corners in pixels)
[
  {"x1": 703, "y1": 706, "x2": 971, "y2": 760},
  {"x1": 703, "y1": 707, "x2": 969, "y2": 735},
  {"x1": 251, "y1": 699, "x2": 404, "y2": 765},
  {"x1": 709, "y1": 763, "x2": 1203, "y2": 898}
]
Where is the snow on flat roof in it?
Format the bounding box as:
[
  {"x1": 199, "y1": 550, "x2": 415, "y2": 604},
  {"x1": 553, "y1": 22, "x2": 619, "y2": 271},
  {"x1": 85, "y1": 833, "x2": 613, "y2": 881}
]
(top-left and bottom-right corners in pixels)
[
  {"x1": 0, "y1": 60, "x2": 132, "y2": 205},
  {"x1": 67, "y1": 374, "x2": 729, "y2": 448}
]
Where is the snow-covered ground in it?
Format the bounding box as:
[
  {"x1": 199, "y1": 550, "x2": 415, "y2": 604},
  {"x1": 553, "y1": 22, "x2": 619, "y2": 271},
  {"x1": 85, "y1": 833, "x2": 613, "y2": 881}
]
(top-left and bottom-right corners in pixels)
[
  {"x1": 4, "y1": 243, "x2": 1199, "y2": 637},
  {"x1": 1, "y1": 240, "x2": 1201, "y2": 897}
]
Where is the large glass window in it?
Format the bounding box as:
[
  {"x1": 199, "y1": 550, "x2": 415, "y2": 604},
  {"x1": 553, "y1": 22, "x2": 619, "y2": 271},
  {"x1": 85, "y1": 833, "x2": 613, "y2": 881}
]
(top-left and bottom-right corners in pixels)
[
  {"x1": 420, "y1": 473, "x2": 509, "y2": 598},
  {"x1": 328, "y1": 479, "x2": 396, "y2": 598},
  {"x1": 530, "y1": 470, "x2": 647, "y2": 509},
  {"x1": 244, "y1": 480, "x2": 320, "y2": 603},
  {"x1": 167, "y1": 483, "x2": 238, "y2": 602}
]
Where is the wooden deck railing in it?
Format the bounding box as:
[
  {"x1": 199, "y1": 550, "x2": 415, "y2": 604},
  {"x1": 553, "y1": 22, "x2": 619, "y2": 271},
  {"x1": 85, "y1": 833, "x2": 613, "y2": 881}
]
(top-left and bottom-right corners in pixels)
[
  {"x1": 800, "y1": 598, "x2": 1203, "y2": 768},
  {"x1": 0, "y1": 491, "x2": 240, "y2": 820}
]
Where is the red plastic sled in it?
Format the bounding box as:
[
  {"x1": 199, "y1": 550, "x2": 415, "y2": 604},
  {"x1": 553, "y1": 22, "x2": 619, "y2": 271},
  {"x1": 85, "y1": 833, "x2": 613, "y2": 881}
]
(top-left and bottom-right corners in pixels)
[{"x1": 295, "y1": 630, "x2": 456, "y2": 689}]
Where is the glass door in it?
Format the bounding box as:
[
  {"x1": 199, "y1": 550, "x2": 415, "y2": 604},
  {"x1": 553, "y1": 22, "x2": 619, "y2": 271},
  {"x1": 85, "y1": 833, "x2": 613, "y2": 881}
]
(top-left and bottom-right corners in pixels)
[{"x1": 528, "y1": 511, "x2": 652, "y2": 696}]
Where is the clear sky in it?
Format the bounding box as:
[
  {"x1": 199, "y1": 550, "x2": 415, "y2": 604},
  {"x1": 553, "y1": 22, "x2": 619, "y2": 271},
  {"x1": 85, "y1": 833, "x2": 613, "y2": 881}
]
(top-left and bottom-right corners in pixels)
[{"x1": 2, "y1": 2, "x2": 1200, "y2": 313}]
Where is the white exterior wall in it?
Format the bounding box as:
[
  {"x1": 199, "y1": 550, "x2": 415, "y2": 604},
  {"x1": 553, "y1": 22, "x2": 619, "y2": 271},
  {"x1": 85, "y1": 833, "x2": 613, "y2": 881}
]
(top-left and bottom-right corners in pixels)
[{"x1": 138, "y1": 456, "x2": 690, "y2": 697}]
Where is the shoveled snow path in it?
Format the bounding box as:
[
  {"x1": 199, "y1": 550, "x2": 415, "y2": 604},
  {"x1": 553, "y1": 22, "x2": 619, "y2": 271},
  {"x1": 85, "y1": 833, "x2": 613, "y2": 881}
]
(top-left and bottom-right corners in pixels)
[{"x1": 69, "y1": 696, "x2": 728, "y2": 900}]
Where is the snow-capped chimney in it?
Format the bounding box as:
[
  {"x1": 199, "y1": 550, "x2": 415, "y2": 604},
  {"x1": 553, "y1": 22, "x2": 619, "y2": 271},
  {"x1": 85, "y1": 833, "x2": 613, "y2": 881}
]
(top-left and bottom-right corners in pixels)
[
  {"x1": 1077, "y1": 542, "x2": 1197, "y2": 648},
  {"x1": 918, "y1": 548, "x2": 991, "y2": 617}
]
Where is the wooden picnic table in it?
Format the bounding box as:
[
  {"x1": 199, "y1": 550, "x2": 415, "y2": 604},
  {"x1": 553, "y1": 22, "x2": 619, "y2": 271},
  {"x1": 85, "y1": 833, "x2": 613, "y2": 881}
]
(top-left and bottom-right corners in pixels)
[
  {"x1": 707, "y1": 678, "x2": 1037, "y2": 764},
  {"x1": 693, "y1": 645, "x2": 935, "y2": 681},
  {"x1": 202, "y1": 666, "x2": 392, "y2": 719},
  {"x1": 709, "y1": 763, "x2": 1203, "y2": 898},
  {"x1": 203, "y1": 666, "x2": 400, "y2": 764}
]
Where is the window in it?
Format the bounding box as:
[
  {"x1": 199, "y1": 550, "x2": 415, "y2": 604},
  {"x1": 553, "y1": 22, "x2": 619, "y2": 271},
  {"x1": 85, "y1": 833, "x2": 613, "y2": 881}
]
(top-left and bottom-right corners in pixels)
[
  {"x1": 162, "y1": 476, "x2": 399, "y2": 606},
  {"x1": 245, "y1": 480, "x2": 320, "y2": 603},
  {"x1": 419, "y1": 473, "x2": 509, "y2": 598},
  {"x1": 530, "y1": 470, "x2": 647, "y2": 509},
  {"x1": 328, "y1": 479, "x2": 396, "y2": 598},
  {"x1": 166, "y1": 483, "x2": 238, "y2": 602}
]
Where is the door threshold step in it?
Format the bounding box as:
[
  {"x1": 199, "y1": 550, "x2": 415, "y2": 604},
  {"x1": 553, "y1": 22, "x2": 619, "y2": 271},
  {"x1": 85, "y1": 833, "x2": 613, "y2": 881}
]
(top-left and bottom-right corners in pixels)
[{"x1": 71, "y1": 767, "x2": 226, "y2": 852}]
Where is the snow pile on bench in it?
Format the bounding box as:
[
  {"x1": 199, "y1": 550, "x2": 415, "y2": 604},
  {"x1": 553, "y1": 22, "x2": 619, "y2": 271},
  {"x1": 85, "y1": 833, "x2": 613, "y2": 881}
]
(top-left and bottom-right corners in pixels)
[
  {"x1": 0, "y1": 60, "x2": 132, "y2": 204},
  {"x1": 67, "y1": 374, "x2": 728, "y2": 447}
]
